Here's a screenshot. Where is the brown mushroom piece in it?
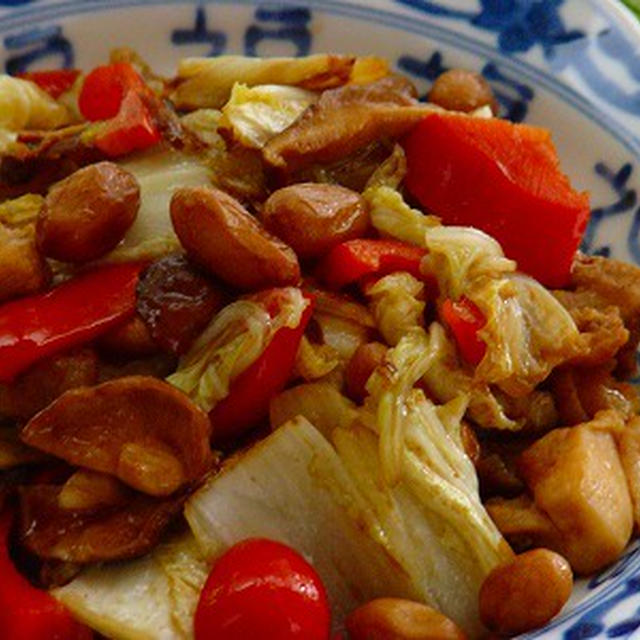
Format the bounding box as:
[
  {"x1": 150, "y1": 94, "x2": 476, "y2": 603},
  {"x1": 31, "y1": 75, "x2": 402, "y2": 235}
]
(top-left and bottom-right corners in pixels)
[
  {"x1": 263, "y1": 75, "x2": 433, "y2": 175},
  {"x1": 20, "y1": 376, "x2": 213, "y2": 497},
  {"x1": 0, "y1": 349, "x2": 98, "y2": 421},
  {"x1": 136, "y1": 254, "x2": 227, "y2": 355},
  {"x1": 18, "y1": 482, "x2": 186, "y2": 563}
]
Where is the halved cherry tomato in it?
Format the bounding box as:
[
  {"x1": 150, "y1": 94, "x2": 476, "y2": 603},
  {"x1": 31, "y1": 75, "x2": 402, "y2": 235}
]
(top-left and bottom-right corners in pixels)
[
  {"x1": 440, "y1": 297, "x2": 487, "y2": 366},
  {"x1": 194, "y1": 538, "x2": 331, "y2": 640}
]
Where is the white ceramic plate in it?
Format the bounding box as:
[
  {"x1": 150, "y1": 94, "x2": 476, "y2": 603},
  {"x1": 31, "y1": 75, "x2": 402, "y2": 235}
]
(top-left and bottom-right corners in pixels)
[{"x1": 2, "y1": 1, "x2": 640, "y2": 637}]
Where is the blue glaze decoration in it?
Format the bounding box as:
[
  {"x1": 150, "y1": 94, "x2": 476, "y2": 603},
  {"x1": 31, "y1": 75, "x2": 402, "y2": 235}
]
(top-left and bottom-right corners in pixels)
[
  {"x1": 171, "y1": 4, "x2": 227, "y2": 56},
  {"x1": 245, "y1": 5, "x2": 312, "y2": 57},
  {"x1": 0, "y1": 0, "x2": 37, "y2": 5},
  {"x1": 394, "y1": 0, "x2": 584, "y2": 58},
  {"x1": 580, "y1": 163, "x2": 637, "y2": 258},
  {"x1": 564, "y1": 578, "x2": 640, "y2": 640},
  {"x1": 395, "y1": 0, "x2": 640, "y2": 116},
  {"x1": 398, "y1": 51, "x2": 533, "y2": 121},
  {"x1": 3, "y1": 23, "x2": 73, "y2": 73}
]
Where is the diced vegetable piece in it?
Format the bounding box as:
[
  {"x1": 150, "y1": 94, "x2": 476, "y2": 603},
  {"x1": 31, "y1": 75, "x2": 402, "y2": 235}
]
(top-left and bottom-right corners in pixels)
[
  {"x1": 403, "y1": 113, "x2": 590, "y2": 287},
  {"x1": 194, "y1": 538, "x2": 331, "y2": 640},
  {"x1": 318, "y1": 239, "x2": 427, "y2": 289},
  {"x1": 0, "y1": 263, "x2": 142, "y2": 383},
  {"x1": 518, "y1": 414, "x2": 633, "y2": 574},
  {"x1": 18, "y1": 69, "x2": 80, "y2": 99},
  {"x1": 0, "y1": 510, "x2": 92, "y2": 640},
  {"x1": 441, "y1": 297, "x2": 487, "y2": 366}
]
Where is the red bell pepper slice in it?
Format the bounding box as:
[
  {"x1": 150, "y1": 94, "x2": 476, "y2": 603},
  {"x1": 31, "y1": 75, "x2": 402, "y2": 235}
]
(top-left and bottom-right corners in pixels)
[
  {"x1": 403, "y1": 113, "x2": 590, "y2": 288},
  {"x1": 0, "y1": 263, "x2": 143, "y2": 383},
  {"x1": 209, "y1": 291, "x2": 313, "y2": 444},
  {"x1": 79, "y1": 62, "x2": 161, "y2": 157},
  {"x1": 441, "y1": 297, "x2": 487, "y2": 366},
  {"x1": 0, "y1": 510, "x2": 92, "y2": 640},
  {"x1": 78, "y1": 62, "x2": 145, "y2": 121},
  {"x1": 17, "y1": 69, "x2": 80, "y2": 99},
  {"x1": 317, "y1": 239, "x2": 427, "y2": 289},
  {"x1": 93, "y1": 90, "x2": 162, "y2": 157}
]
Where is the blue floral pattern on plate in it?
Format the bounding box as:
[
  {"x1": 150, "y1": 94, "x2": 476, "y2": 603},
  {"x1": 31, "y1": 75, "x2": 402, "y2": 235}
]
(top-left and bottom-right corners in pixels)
[{"x1": 1, "y1": 1, "x2": 640, "y2": 638}]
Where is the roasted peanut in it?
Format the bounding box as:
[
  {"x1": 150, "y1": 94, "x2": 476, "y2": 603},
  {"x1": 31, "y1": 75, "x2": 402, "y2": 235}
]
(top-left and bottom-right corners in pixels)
[
  {"x1": 170, "y1": 186, "x2": 300, "y2": 291},
  {"x1": 346, "y1": 598, "x2": 467, "y2": 640},
  {"x1": 37, "y1": 161, "x2": 140, "y2": 263},
  {"x1": 262, "y1": 183, "x2": 370, "y2": 259},
  {"x1": 345, "y1": 341, "x2": 388, "y2": 403},
  {"x1": 0, "y1": 225, "x2": 50, "y2": 302},
  {"x1": 428, "y1": 69, "x2": 498, "y2": 114},
  {"x1": 479, "y1": 549, "x2": 572, "y2": 635}
]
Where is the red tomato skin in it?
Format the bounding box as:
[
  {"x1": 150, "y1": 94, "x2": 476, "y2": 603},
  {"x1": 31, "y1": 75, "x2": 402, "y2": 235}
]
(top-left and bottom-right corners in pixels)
[{"x1": 194, "y1": 538, "x2": 331, "y2": 640}]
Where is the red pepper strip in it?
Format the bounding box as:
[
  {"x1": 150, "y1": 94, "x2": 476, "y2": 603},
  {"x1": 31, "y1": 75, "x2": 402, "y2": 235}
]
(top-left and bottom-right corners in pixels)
[
  {"x1": 17, "y1": 69, "x2": 81, "y2": 99},
  {"x1": 0, "y1": 263, "x2": 143, "y2": 383},
  {"x1": 93, "y1": 90, "x2": 162, "y2": 157},
  {"x1": 209, "y1": 293, "x2": 314, "y2": 444},
  {"x1": 317, "y1": 239, "x2": 427, "y2": 290},
  {"x1": 440, "y1": 297, "x2": 487, "y2": 366},
  {"x1": 78, "y1": 62, "x2": 145, "y2": 121},
  {"x1": 0, "y1": 510, "x2": 92, "y2": 640}
]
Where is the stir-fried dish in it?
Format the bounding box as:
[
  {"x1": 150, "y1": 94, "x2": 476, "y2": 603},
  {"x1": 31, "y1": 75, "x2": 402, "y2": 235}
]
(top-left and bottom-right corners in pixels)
[{"x1": 0, "y1": 51, "x2": 638, "y2": 640}]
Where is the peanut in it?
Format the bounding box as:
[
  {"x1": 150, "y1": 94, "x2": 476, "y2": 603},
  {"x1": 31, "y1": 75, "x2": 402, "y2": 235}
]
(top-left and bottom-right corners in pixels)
[
  {"x1": 479, "y1": 548, "x2": 573, "y2": 635},
  {"x1": 346, "y1": 598, "x2": 467, "y2": 640},
  {"x1": 37, "y1": 161, "x2": 140, "y2": 263},
  {"x1": 170, "y1": 186, "x2": 300, "y2": 291},
  {"x1": 262, "y1": 183, "x2": 369, "y2": 259},
  {"x1": 345, "y1": 341, "x2": 388, "y2": 403},
  {"x1": 428, "y1": 69, "x2": 498, "y2": 115}
]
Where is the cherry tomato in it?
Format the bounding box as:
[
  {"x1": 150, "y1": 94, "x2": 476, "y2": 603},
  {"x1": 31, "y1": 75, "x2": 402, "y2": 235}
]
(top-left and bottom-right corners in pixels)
[{"x1": 194, "y1": 538, "x2": 331, "y2": 640}]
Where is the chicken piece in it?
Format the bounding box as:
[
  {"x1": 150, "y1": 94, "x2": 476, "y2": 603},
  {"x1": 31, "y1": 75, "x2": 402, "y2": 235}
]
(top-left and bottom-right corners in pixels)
[
  {"x1": 618, "y1": 416, "x2": 640, "y2": 531},
  {"x1": 0, "y1": 224, "x2": 50, "y2": 303},
  {"x1": 558, "y1": 254, "x2": 640, "y2": 376},
  {"x1": 518, "y1": 411, "x2": 633, "y2": 574},
  {"x1": 21, "y1": 376, "x2": 213, "y2": 497},
  {"x1": 18, "y1": 483, "x2": 185, "y2": 564},
  {"x1": 549, "y1": 363, "x2": 639, "y2": 426},
  {"x1": 485, "y1": 494, "x2": 564, "y2": 554},
  {"x1": 263, "y1": 76, "x2": 433, "y2": 175},
  {"x1": 0, "y1": 349, "x2": 98, "y2": 421}
]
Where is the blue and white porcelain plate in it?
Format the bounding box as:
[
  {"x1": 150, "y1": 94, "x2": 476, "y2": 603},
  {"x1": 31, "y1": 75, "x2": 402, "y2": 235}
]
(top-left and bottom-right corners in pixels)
[{"x1": 2, "y1": 0, "x2": 640, "y2": 637}]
